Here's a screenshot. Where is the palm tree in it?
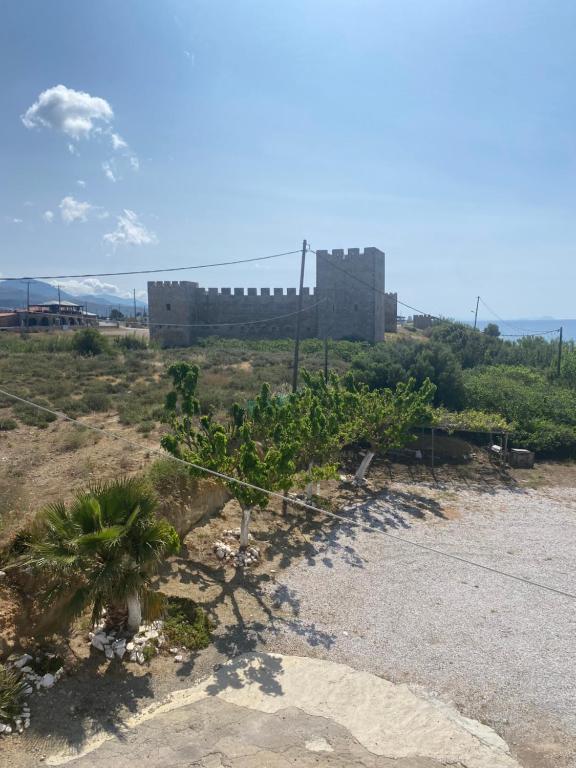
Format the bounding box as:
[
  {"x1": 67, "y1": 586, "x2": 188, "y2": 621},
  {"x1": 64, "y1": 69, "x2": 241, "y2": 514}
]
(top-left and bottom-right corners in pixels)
[{"x1": 21, "y1": 477, "x2": 180, "y2": 634}]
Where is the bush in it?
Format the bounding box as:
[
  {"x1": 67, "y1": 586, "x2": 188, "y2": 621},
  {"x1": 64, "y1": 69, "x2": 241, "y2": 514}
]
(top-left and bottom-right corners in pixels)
[
  {"x1": 82, "y1": 391, "x2": 112, "y2": 412},
  {"x1": 114, "y1": 335, "x2": 148, "y2": 351},
  {"x1": 71, "y1": 328, "x2": 110, "y2": 357},
  {"x1": 163, "y1": 596, "x2": 212, "y2": 650},
  {"x1": 0, "y1": 664, "x2": 28, "y2": 727},
  {"x1": 148, "y1": 458, "x2": 197, "y2": 498},
  {"x1": 352, "y1": 338, "x2": 466, "y2": 409},
  {"x1": 0, "y1": 418, "x2": 17, "y2": 431},
  {"x1": 13, "y1": 397, "x2": 57, "y2": 428},
  {"x1": 463, "y1": 365, "x2": 576, "y2": 455}
]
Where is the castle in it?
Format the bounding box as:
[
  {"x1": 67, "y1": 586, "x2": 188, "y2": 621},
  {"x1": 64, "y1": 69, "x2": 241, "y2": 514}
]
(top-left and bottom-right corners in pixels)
[{"x1": 148, "y1": 247, "x2": 397, "y2": 346}]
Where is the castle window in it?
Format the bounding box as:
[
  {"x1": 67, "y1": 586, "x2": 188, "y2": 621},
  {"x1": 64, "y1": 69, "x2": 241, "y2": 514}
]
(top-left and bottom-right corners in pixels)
[{"x1": 166, "y1": 303, "x2": 171, "y2": 311}]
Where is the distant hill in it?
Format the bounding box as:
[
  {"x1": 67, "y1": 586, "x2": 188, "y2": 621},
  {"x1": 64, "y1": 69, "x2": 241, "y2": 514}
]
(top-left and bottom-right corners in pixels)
[
  {"x1": 0, "y1": 280, "x2": 146, "y2": 317},
  {"x1": 464, "y1": 318, "x2": 575, "y2": 341}
]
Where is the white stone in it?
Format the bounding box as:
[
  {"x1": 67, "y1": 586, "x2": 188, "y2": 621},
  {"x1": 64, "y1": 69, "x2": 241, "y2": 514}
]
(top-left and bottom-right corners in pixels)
[
  {"x1": 13, "y1": 654, "x2": 33, "y2": 669},
  {"x1": 40, "y1": 673, "x2": 55, "y2": 688},
  {"x1": 169, "y1": 647, "x2": 179, "y2": 654},
  {"x1": 126, "y1": 642, "x2": 134, "y2": 652},
  {"x1": 113, "y1": 640, "x2": 126, "y2": 659},
  {"x1": 145, "y1": 629, "x2": 159, "y2": 640},
  {"x1": 91, "y1": 633, "x2": 107, "y2": 652},
  {"x1": 174, "y1": 655, "x2": 183, "y2": 662}
]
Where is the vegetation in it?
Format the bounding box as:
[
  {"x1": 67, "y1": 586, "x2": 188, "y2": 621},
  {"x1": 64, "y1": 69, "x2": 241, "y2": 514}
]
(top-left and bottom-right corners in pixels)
[
  {"x1": 18, "y1": 478, "x2": 180, "y2": 633},
  {"x1": 162, "y1": 596, "x2": 212, "y2": 650},
  {"x1": 0, "y1": 665, "x2": 28, "y2": 726},
  {"x1": 71, "y1": 328, "x2": 111, "y2": 357}
]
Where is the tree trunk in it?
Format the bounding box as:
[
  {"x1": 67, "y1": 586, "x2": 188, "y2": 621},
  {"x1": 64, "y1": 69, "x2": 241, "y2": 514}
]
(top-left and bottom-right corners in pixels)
[
  {"x1": 126, "y1": 593, "x2": 142, "y2": 634},
  {"x1": 104, "y1": 603, "x2": 128, "y2": 633},
  {"x1": 239, "y1": 507, "x2": 252, "y2": 549},
  {"x1": 305, "y1": 461, "x2": 314, "y2": 500},
  {"x1": 354, "y1": 451, "x2": 375, "y2": 484}
]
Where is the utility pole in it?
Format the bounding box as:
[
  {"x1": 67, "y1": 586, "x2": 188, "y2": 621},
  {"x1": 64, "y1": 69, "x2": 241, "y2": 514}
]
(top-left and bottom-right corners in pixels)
[
  {"x1": 557, "y1": 326, "x2": 563, "y2": 377},
  {"x1": 291, "y1": 239, "x2": 307, "y2": 393},
  {"x1": 473, "y1": 296, "x2": 480, "y2": 330},
  {"x1": 26, "y1": 280, "x2": 30, "y2": 332},
  {"x1": 133, "y1": 288, "x2": 137, "y2": 322}
]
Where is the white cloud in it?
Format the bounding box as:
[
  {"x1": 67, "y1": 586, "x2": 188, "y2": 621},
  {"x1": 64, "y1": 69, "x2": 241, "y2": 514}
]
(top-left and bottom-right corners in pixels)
[
  {"x1": 77, "y1": 179, "x2": 86, "y2": 187},
  {"x1": 68, "y1": 143, "x2": 79, "y2": 155},
  {"x1": 11, "y1": 218, "x2": 23, "y2": 224},
  {"x1": 111, "y1": 132, "x2": 127, "y2": 150},
  {"x1": 103, "y1": 209, "x2": 157, "y2": 247},
  {"x1": 59, "y1": 195, "x2": 93, "y2": 223},
  {"x1": 102, "y1": 160, "x2": 117, "y2": 183},
  {"x1": 48, "y1": 277, "x2": 133, "y2": 299},
  {"x1": 130, "y1": 156, "x2": 140, "y2": 171},
  {"x1": 43, "y1": 210, "x2": 54, "y2": 223},
  {"x1": 22, "y1": 85, "x2": 114, "y2": 140}
]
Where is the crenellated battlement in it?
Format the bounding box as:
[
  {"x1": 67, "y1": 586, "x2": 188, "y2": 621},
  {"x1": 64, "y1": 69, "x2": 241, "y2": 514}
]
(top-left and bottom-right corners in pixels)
[
  {"x1": 147, "y1": 282, "x2": 314, "y2": 297},
  {"x1": 315, "y1": 246, "x2": 381, "y2": 261},
  {"x1": 147, "y1": 246, "x2": 394, "y2": 346}
]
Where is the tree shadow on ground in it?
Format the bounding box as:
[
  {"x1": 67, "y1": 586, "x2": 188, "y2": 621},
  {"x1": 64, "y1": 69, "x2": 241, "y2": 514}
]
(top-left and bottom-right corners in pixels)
[
  {"x1": 371, "y1": 455, "x2": 526, "y2": 496},
  {"x1": 204, "y1": 652, "x2": 285, "y2": 697},
  {"x1": 21, "y1": 649, "x2": 156, "y2": 758}
]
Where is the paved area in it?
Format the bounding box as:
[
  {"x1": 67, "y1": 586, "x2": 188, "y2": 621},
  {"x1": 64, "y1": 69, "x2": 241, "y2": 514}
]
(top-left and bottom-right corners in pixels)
[
  {"x1": 267, "y1": 483, "x2": 576, "y2": 768},
  {"x1": 49, "y1": 653, "x2": 520, "y2": 768}
]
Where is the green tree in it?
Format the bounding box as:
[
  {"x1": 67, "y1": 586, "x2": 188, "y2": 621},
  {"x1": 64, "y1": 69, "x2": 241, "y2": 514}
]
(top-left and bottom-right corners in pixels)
[
  {"x1": 483, "y1": 322, "x2": 501, "y2": 338},
  {"x1": 162, "y1": 363, "x2": 299, "y2": 547},
  {"x1": 351, "y1": 378, "x2": 436, "y2": 482},
  {"x1": 110, "y1": 308, "x2": 125, "y2": 321},
  {"x1": 19, "y1": 478, "x2": 179, "y2": 633}
]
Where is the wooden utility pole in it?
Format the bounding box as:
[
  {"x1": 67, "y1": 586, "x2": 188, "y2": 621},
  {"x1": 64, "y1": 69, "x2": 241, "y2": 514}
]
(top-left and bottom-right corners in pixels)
[
  {"x1": 291, "y1": 239, "x2": 307, "y2": 393},
  {"x1": 473, "y1": 296, "x2": 480, "y2": 330},
  {"x1": 133, "y1": 288, "x2": 137, "y2": 322},
  {"x1": 25, "y1": 280, "x2": 30, "y2": 332},
  {"x1": 557, "y1": 326, "x2": 563, "y2": 377}
]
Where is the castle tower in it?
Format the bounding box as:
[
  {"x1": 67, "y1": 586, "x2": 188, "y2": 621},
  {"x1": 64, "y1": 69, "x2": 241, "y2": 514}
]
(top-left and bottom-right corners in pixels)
[{"x1": 316, "y1": 247, "x2": 389, "y2": 342}]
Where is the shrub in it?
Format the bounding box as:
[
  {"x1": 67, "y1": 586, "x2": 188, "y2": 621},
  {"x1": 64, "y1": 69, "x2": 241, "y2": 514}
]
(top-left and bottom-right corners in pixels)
[
  {"x1": 82, "y1": 391, "x2": 112, "y2": 412},
  {"x1": 0, "y1": 665, "x2": 28, "y2": 727},
  {"x1": 163, "y1": 597, "x2": 212, "y2": 650},
  {"x1": 463, "y1": 365, "x2": 576, "y2": 455},
  {"x1": 352, "y1": 338, "x2": 466, "y2": 409},
  {"x1": 13, "y1": 397, "x2": 57, "y2": 428},
  {"x1": 71, "y1": 328, "x2": 110, "y2": 357},
  {"x1": 114, "y1": 335, "x2": 148, "y2": 351},
  {"x1": 0, "y1": 418, "x2": 17, "y2": 431}
]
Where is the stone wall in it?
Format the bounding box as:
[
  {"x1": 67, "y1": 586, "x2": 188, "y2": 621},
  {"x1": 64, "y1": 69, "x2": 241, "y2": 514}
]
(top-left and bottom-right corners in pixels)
[{"x1": 148, "y1": 247, "x2": 397, "y2": 347}]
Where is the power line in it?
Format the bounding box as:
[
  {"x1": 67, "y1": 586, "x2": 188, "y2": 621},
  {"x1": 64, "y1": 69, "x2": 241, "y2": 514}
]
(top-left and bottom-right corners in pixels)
[
  {"x1": 478, "y1": 297, "x2": 547, "y2": 336},
  {"x1": 6, "y1": 301, "x2": 325, "y2": 330},
  {"x1": 309, "y1": 248, "x2": 444, "y2": 320},
  {"x1": 310, "y1": 250, "x2": 561, "y2": 339},
  {"x1": 0, "y1": 249, "x2": 301, "y2": 281},
  {"x1": 1, "y1": 386, "x2": 574, "y2": 602},
  {"x1": 138, "y1": 299, "x2": 325, "y2": 329}
]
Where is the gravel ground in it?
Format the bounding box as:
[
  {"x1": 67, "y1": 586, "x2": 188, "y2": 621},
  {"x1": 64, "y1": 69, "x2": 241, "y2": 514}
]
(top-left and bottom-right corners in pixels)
[{"x1": 265, "y1": 482, "x2": 576, "y2": 768}]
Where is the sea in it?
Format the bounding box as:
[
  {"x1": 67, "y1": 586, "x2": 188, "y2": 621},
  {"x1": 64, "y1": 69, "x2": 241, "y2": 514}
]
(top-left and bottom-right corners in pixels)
[{"x1": 462, "y1": 319, "x2": 575, "y2": 342}]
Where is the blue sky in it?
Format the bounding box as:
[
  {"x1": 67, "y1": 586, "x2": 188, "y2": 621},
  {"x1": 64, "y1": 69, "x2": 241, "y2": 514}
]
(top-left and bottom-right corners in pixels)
[{"x1": 1, "y1": 0, "x2": 574, "y2": 317}]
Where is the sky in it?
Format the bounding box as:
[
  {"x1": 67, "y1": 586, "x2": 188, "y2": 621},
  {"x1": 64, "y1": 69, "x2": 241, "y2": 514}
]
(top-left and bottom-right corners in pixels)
[{"x1": 0, "y1": 0, "x2": 575, "y2": 317}]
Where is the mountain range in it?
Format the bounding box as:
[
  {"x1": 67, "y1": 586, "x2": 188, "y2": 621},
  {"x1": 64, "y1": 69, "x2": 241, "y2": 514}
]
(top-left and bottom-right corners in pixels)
[{"x1": 0, "y1": 280, "x2": 146, "y2": 317}]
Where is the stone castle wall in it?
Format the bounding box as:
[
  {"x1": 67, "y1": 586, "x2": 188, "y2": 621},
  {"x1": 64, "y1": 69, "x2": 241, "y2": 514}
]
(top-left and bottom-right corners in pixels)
[{"x1": 148, "y1": 247, "x2": 397, "y2": 346}]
